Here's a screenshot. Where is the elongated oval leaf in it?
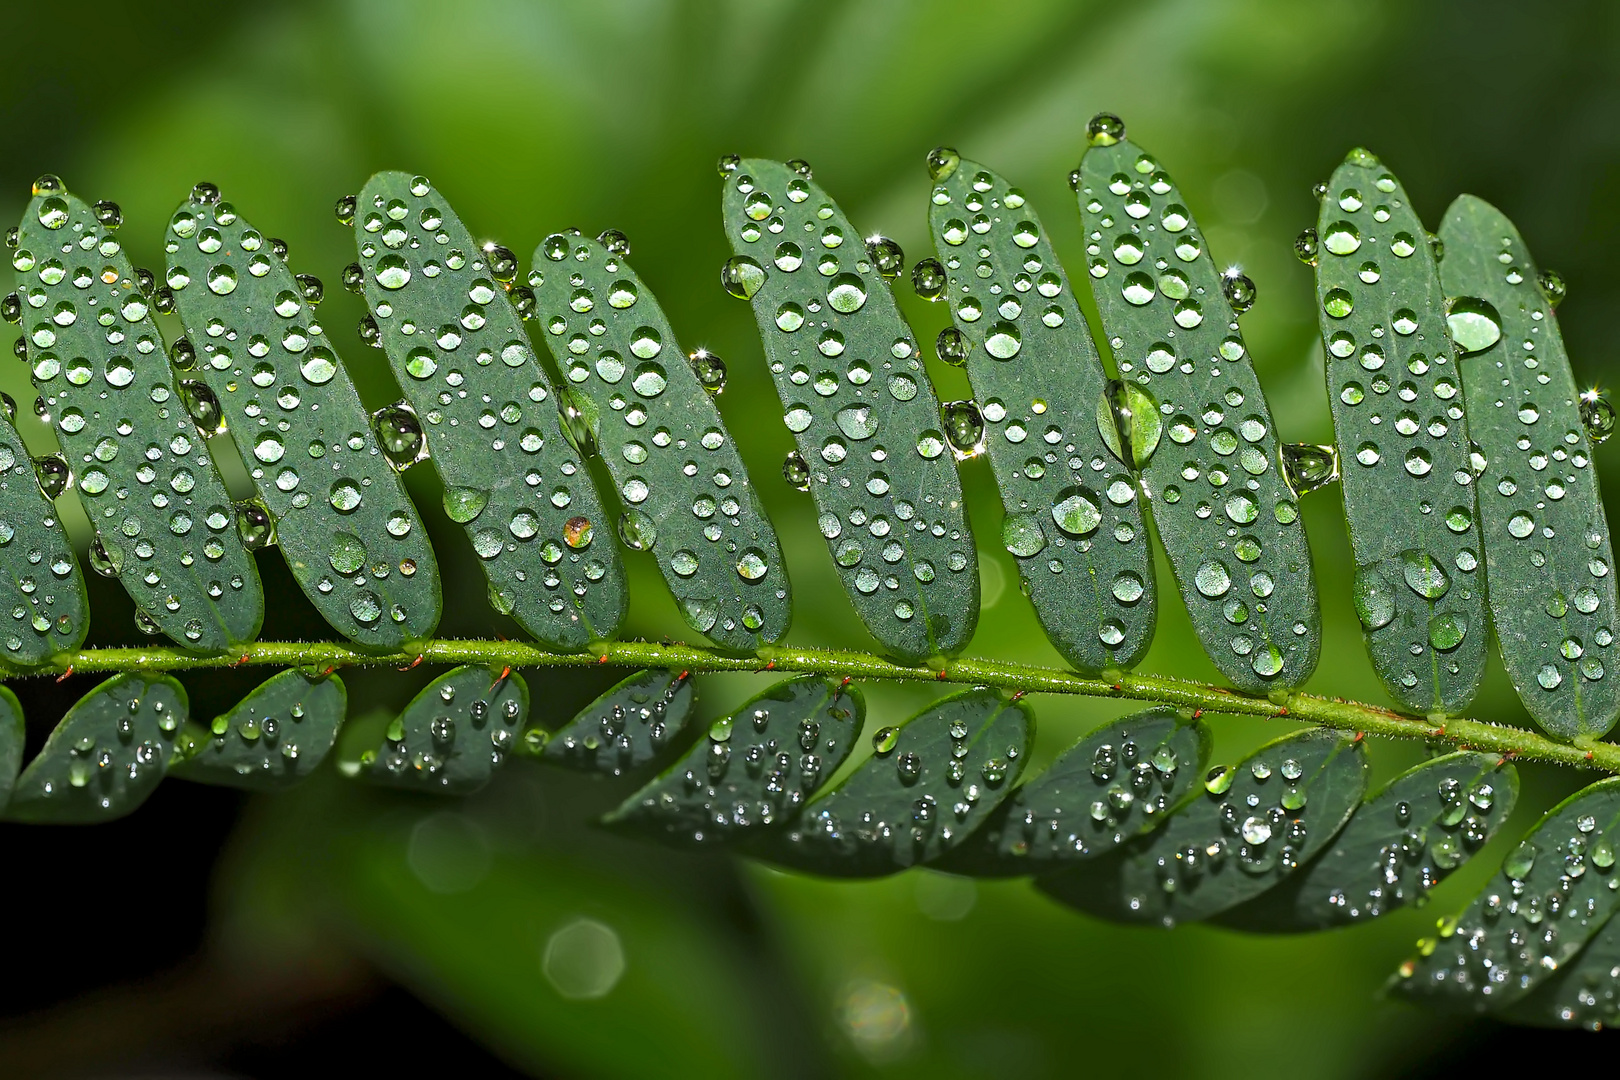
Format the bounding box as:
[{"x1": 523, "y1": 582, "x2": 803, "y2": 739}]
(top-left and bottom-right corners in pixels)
[
  {"x1": 1312, "y1": 150, "x2": 1486, "y2": 714},
  {"x1": 1505, "y1": 908, "x2": 1620, "y2": 1029},
  {"x1": 1216, "y1": 752, "x2": 1516, "y2": 932},
  {"x1": 0, "y1": 406, "x2": 87, "y2": 669},
  {"x1": 749, "y1": 687, "x2": 1031, "y2": 877},
  {"x1": 1438, "y1": 195, "x2": 1618, "y2": 738},
  {"x1": 0, "y1": 685, "x2": 22, "y2": 810},
  {"x1": 14, "y1": 182, "x2": 262, "y2": 653},
  {"x1": 163, "y1": 188, "x2": 441, "y2": 651},
  {"x1": 605, "y1": 674, "x2": 863, "y2": 845},
  {"x1": 353, "y1": 172, "x2": 626, "y2": 648},
  {"x1": 1039, "y1": 728, "x2": 1366, "y2": 926},
  {"x1": 1389, "y1": 776, "x2": 1620, "y2": 1012},
  {"x1": 926, "y1": 154, "x2": 1157, "y2": 673},
  {"x1": 3, "y1": 672, "x2": 186, "y2": 822},
  {"x1": 348, "y1": 664, "x2": 528, "y2": 794},
  {"x1": 532, "y1": 233, "x2": 790, "y2": 650},
  {"x1": 1077, "y1": 136, "x2": 1320, "y2": 692},
  {"x1": 720, "y1": 159, "x2": 978, "y2": 662},
  {"x1": 539, "y1": 668, "x2": 695, "y2": 777},
  {"x1": 937, "y1": 706, "x2": 1210, "y2": 877},
  {"x1": 169, "y1": 668, "x2": 345, "y2": 789}
]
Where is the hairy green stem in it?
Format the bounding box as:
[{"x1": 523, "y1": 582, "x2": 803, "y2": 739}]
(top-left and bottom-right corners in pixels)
[{"x1": 19, "y1": 639, "x2": 1618, "y2": 775}]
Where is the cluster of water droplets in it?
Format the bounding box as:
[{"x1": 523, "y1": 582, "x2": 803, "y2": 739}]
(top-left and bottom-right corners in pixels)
[
  {"x1": 1012, "y1": 727, "x2": 1185, "y2": 862},
  {"x1": 543, "y1": 670, "x2": 691, "y2": 777},
  {"x1": 12, "y1": 677, "x2": 181, "y2": 818},
  {"x1": 187, "y1": 678, "x2": 326, "y2": 779},
  {"x1": 0, "y1": 405, "x2": 85, "y2": 664},
  {"x1": 360, "y1": 670, "x2": 526, "y2": 791}
]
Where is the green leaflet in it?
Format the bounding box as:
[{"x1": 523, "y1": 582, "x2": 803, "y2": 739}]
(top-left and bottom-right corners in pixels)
[
  {"x1": 1312, "y1": 150, "x2": 1487, "y2": 714},
  {"x1": 3, "y1": 672, "x2": 186, "y2": 823},
  {"x1": 937, "y1": 707, "x2": 1210, "y2": 877},
  {"x1": 720, "y1": 158, "x2": 978, "y2": 662},
  {"x1": 1390, "y1": 776, "x2": 1620, "y2": 1013},
  {"x1": 352, "y1": 172, "x2": 626, "y2": 649},
  {"x1": 0, "y1": 404, "x2": 87, "y2": 669},
  {"x1": 604, "y1": 674, "x2": 863, "y2": 845},
  {"x1": 531, "y1": 233, "x2": 790, "y2": 650},
  {"x1": 349, "y1": 664, "x2": 528, "y2": 794},
  {"x1": 163, "y1": 187, "x2": 442, "y2": 651},
  {"x1": 1438, "y1": 195, "x2": 1618, "y2": 738},
  {"x1": 13, "y1": 181, "x2": 263, "y2": 653},
  {"x1": 539, "y1": 668, "x2": 695, "y2": 777},
  {"x1": 0, "y1": 686, "x2": 22, "y2": 810},
  {"x1": 1216, "y1": 752, "x2": 1516, "y2": 932},
  {"x1": 1039, "y1": 728, "x2": 1366, "y2": 926},
  {"x1": 924, "y1": 153, "x2": 1157, "y2": 673},
  {"x1": 749, "y1": 687, "x2": 1031, "y2": 878},
  {"x1": 1077, "y1": 135, "x2": 1320, "y2": 692},
  {"x1": 169, "y1": 668, "x2": 346, "y2": 790},
  {"x1": 1506, "y1": 909, "x2": 1620, "y2": 1029}
]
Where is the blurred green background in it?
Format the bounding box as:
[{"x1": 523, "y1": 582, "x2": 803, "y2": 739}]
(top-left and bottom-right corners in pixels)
[{"x1": 1, "y1": 0, "x2": 1617, "y2": 1075}]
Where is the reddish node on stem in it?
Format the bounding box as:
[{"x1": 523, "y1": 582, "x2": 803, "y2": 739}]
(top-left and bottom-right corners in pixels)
[
  {"x1": 937, "y1": 669, "x2": 949, "y2": 681},
  {"x1": 1353, "y1": 731, "x2": 1365, "y2": 743},
  {"x1": 396, "y1": 653, "x2": 424, "y2": 671},
  {"x1": 231, "y1": 652, "x2": 252, "y2": 668},
  {"x1": 598, "y1": 654, "x2": 610, "y2": 664},
  {"x1": 55, "y1": 665, "x2": 73, "y2": 683}
]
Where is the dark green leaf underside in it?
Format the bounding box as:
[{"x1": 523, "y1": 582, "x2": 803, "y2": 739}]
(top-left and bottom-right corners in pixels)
[
  {"x1": 1217, "y1": 752, "x2": 1515, "y2": 932},
  {"x1": 1313, "y1": 151, "x2": 1487, "y2": 714},
  {"x1": 541, "y1": 668, "x2": 695, "y2": 777},
  {"x1": 169, "y1": 668, "x2": 346, "y2": 790},
  {"x1": 605, "y1": 674, "x2": 863, "y2": 845},
  {"x1": 355, "y1": 171, "x2": 626, "y2": 649},
  {"x1": 1438, "y1": 194, "x2": 1618, "y2": 739},
  {"x1": 16, "y1": 187, "x2": 263, "y2": 653},
  {"x1": 0, "y1": 408, "x2": 87, "y2": 669},
  {"x1": 164, "y1": 189, "x2": 441, "y2": 652},
  {"x1": 4, "y1": 672, "x2": 187, "y2": 823},
  {"x1": 938, "y1": 707, "x2": 1210, "y2": 876},
  {"x1": 531, "y1": 234, "x2": 790, "y2": 650},
  {"x1": 721, "y1": 159, "x2": 978, "y2": 662},
  {"x1": 750, "y1": 687, "x2": 1030, "y2": 877},
  {"x1": 354, "y1": 664, "x2": 528, "y2": 794},
  {"x1": 0, "y1": 685, "x2": 22, "y2": 810},
  {"x1": 1078, "y1": 138, "x2": 1320, "y2": 692},
  {"x1": 1507, "y1": 907, "x2": 1620, "y2": 1028},
  {"x1": 927, "y1": 156, "x2": 1156, "y2": 674},
  {"x1": 1039, "y1": 728, "x2": 1366, "y2": 926}
]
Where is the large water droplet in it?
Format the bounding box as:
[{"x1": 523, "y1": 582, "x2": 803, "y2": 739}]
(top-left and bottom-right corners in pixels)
[
  {"x1": 1446, "y1": 297, "x2": 1501, "y2": 355},
  {"x1": 1281, "y1": 443, "x2": 1339, "y2": 495},
  {"x1": 1400, "y1": 549, "x2": 1451, "y2": 600},
  {"x1": 1097, "y1": 379, "x2": 1161, "y2": 469},
  {"x1": 443, "y1": 486, "x2": 490, "y2": 523},
  {"x1": 1002, "y1": 513, "x2": 1047, "y2": 558},
  {"x1": 1051, "y1": 488, "x2": 1102, "y2": 537},
  {"x1": 1353, "y1": 569, "x2": 1396, "y2": 630}
]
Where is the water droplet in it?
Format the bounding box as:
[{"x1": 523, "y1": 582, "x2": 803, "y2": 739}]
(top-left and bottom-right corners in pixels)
[
  {"x1": 721, "y1": 255, "x2": 765, "y2": 300},
  {"x1": 1446, "y1": 297, "x2": 1501, "y2": 355},
  {"x1": 1281, "y1": 443, "x2": 1339, "y2": 495},
  {"x1": 1001, "y1": 513, "x2": 1047, "y2": 558},
  {"x1": 1097, "y1": 379, "x2": 1161, "y2": 469},
  {"x1": 926, "y1": 146, "x2": 961, "y2": 181},
  {"x1": 1087, "y1": 113, "x2": 1125, "y2": 147},
  {"x1": 1580, "y1": 392, "x2": 1614, "y2": 445},
  {"x1": 912, "y1": 258, "x2": 946, "y2": 300},
  {"x1": 618, "y1": 509, "x2": 657, "y2": 550},
  {"x1": 1194, "y1": 561, "x2": 1231, "y2": 598},
  {"x1": 942, "y1": 400, "x2": 985, "y2": 459},
  {"x1": 443, "y1": 486, "x2": 489, "y2": 523},
  {"x1": 1400, "y1": 549, "x2": 1450, "y2": 599},
  {"x1": 1051, "y1": 488, "x2": 1102, "y2": 537}
]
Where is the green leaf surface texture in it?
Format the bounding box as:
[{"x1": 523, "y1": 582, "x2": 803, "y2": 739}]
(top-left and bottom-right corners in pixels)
[
  {"x1": 163, "y1": 188, "x2": 442, "y2": 651},
  {"x1": 355, "y1": 664, "x2": 528, "y2": 794},
  {"x1": 605, "y1": 674, "x2": 863, "y2": 846},
  {"x1": 3, "y1": 671, "x2": 186, "y2": 822},
  {"x1": 720, "y1": 159, "x2": 978, "y2": 662},
  {"x1": 354, "y1": 172, "x2": 626, "y2": 649},
  {"x1": 1438, "y1": 194, "x2": 1618, "y2": 738},
  {"x1": 925, "y1": 154, "x2": 1157, "y2": 673},
  {"x1": 15, "y1": 185, "x2": 263, "y2": 653},
  {"x1": 0, "y1": 405, "x2": 88, "y2": 669},
  {"x1": 1039, "y1": 728, "x2": 1366, "y2": 926},
  {"x1": 541, "y1": 668, "x2": 695, "y2": 777},
  {"x1": 938, "y1": 706, "x2": 1211, "y2": 877},
  {"x1": 1217, "y1": 752, "x2": 1516, "y2": 932},
  {"x1": 1507, "y1": 903, "x2": 1620, "y2": 1029},
  {"x1": 0, "y1": 685, "x2": 22, "y2": 810},
  {"x1": 1390, "y1": 776, "x2": 1620, "y2": 1012},
  {"x1": 531, "y1": 233, "x2": 790, "y2": 650},
  {"x1": 1077, "y1": 139, "x2": 1320, "y2": 692},
  {"x1": 1312, "y1": 151, "x2": 1487, "y2": 714},
  {"x1": 169, "y1": 668, "x2": 346, "y2": 790},
  {"x1": 750, "y1": 687, "x2": 1030, "y2": 877}
]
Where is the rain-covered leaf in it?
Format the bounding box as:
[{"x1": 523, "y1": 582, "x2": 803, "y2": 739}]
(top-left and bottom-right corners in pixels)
[
  {"x1": 1389, "y1": 776, "x2": 1620, "y2": 1013},
  {"x1": 1077, "y1": 129, "x2": 1320, "y2": 692},
  {"x1": 346, "y1": 664, "x2": 528, "y2": 795},
  {"x1": 749, "y1": 687, "x2": 1031, "y2": 877},
  {"x1": 719, "y1": 158, "x2": 978, "y2": 662},
  {"x1": 924, "y1": 152, "x2": 1157, "y2": 674},
  {"x1": 531, "y1": 232, "x2": 790, "y2": 650},
  {"x1": 1438, "y1": 194, "x2": 1618, "y2": 738},
  {"x1": 1311, "y1": 150, "x2": 1486, "y2": 715},
  {"x1": 0, "y1": 685, "x2": 22, "y2": 810},
  {"x1": 1506, "y1": 907, "x2": 1620, "y2": 1029},
  {"x1": 13, "y1": 180, "x2": 262, "y2": 653},
  {"x1": 0, "y1": 404, "x2": 87, "y2": 669},
  {"x1": 353, "y1": 172, "x2": 626, "y2": 648},
  {"x1": 1216, "y1": 752, "x2": 1516, "y2": 932},
  {"x1": 938, "y1": 707, "x2": 1210, "y2": 877},
  {"x1": 169, "y1": 668, "x2": 345, "y2": 790},
  {"x1": 539, "y1": 668, "x2": 695, "y2": 778},
  {"x1": 1039, "y1": 728, "x2": 1366, "y2": 926},
  {"x1": 3, "y1": 672, "x2": 186, "y2": 823},
  {"x1": 605, "y1": 674, "x2": 863, "y2": 846},
  {"x1": 163, "y1": 186, "x2": 441, "y2": 651}
]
